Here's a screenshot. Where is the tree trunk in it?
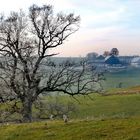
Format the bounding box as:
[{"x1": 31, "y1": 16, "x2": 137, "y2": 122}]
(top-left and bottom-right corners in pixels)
[{"x1": 22, "y1": 98, "x2": 33, "y2": 122}]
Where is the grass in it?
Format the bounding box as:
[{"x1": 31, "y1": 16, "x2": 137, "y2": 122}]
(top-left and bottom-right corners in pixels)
[
  {"x1": 1, "y1": 92, "x2": 140, "y2": 121},
  {"x1": 103, "y1": 67, "x2": 140, "y2": 89},
  {"x1": 44, "y1": 93, "x2": 140, "y2": 119},
  {"x1": 1, "y1": 118, "x2": 140, "y2": 140},
  {"x1": 1, "y1": 67, "x2": 140, "y2": 139},
  {"x1": 1, "y1": 90, "x2": 140, "y2": 139}
]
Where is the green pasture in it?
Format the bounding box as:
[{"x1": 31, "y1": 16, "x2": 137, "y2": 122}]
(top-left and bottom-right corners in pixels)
[
  {"x1": 45, "y1": 93, "x2": 140, "y2": 119},
  {"x1": 1, "y1": 67, "x2": 140, "y2": 140},
  {"x1": 1, "y1": 118, "x2": 140, "y2": 140},
  {"x1": 103, "y1": 67, "x2": 140, "y2": 89}
]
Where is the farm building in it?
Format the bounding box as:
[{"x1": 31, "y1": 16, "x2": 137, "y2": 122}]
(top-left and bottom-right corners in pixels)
[
  {"x1": 119, "y1": 56, "x2": 136, "y2": 65},
  {"x1": 86, "y1": 49, "x2": 140, "y2": 72},
  {"x1": 89, "y1": 56, "x2": 105, "y2": 71},
  {"x1": 131, "y1": 57, "x2": 140, "y2": 67},
  {"x1": 105, "y1": 55, "x2": 121, "y2": 65}
]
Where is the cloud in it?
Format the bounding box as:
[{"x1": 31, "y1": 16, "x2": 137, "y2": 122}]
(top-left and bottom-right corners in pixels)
[
  {"x1": 0, "y1": 0, "x2": 140, "y2": 56},
  {"x1": 81, "y1": 6, "x2": 127, "y2": 28},
  {"x1": 0, "y1": 0, "x2": 76, "y2": 14}
]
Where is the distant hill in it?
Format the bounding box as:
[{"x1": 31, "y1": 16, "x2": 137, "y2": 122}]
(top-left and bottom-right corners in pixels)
[{"x1": 49, "y1": 57, "x2": 85, "y2": 64}]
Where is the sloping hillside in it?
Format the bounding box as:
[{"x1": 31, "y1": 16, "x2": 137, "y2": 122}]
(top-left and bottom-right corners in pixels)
[{"x1": 1, "y1": 118, "x2": 140, "y2": 140}]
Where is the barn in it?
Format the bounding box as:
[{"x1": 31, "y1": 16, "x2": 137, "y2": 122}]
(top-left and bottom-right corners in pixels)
[{"x1": 105, "y1": 55, "x2": 121, "y2": 65}]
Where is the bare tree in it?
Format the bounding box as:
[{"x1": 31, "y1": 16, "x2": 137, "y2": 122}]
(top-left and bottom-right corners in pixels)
[
  {"x1": 103, "y1": 51, "x2": 110, "y2": 57},
  {"x1": 0, "y1": 4, "x2": 102, "y2": 122},
  {"x1": 110, "y1": 48, "x2": 119, "y2": 56}
]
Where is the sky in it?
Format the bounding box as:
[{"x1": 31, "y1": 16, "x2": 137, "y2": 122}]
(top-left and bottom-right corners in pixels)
[{"x1": 0, "y1": 0, "x2": 140, "y2": 57}]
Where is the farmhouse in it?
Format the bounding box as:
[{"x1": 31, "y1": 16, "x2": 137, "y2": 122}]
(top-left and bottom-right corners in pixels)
[{"x1": 86, "y1": 48, "x2": 139, "y2": 72}]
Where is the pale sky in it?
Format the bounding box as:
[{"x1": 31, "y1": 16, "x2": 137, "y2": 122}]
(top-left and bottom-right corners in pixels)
[{"x1": 0, "y1": 0, "x2": 140, "y2": 57}]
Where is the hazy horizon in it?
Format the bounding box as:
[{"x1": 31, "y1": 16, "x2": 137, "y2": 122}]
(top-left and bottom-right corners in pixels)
[{"x1": 1, "y1": 0, "x2": 140, "y2": 57}]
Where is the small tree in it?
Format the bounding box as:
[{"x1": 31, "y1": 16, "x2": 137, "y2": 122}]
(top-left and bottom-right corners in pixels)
[
  {"x1": 0, "y1": 4, "x2": 102, "y2": 122},
  {"x1": 103, "y1": 51, "x2": 110, "y2": 57},
  {"x1": 110, "y1": 48, "x2": 119, "y2": 56},
  {"x1": 34, "y1": 96, "x2": 77, "y2": 119}
]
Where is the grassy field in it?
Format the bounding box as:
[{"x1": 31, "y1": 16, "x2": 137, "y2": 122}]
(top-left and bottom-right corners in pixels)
[
  {"x1": 1, "y1": 117, "x2": 140, "y2": 140},
  {"x1": 1, "y1": 91, "x2": 140, "y2": 121},
  {"x1": 1, "y1": 92, "x2": 140, "y2": 139},
  {"x1": 46, "y1": 93, "x2": 140, "y2": 119},
  {"x1": 1, "y1": 67, "x2": 140, "y2": 139},
  {"x1": 103, "y1": 67, "x2": 140, "y2": 89}
]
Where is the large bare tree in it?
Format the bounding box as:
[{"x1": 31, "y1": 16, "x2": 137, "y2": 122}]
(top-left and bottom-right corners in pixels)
[{"x1": 0, "y1": 4, "x2": 102, "y2": 122}]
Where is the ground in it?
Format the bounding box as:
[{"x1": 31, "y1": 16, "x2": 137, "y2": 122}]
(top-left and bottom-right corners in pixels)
[
  {"x1": 1, "y1": 93, "x2": 140, "y2": 140},
  {"x1": 103, "y1": 67, "x2": 140, "y2": 89},
  {"x1": 1, "y1": 68, "x2": 140, "y2": 139},
  {"x1": 1, "y1": 117, "x2": 140, "y2": 140}
]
